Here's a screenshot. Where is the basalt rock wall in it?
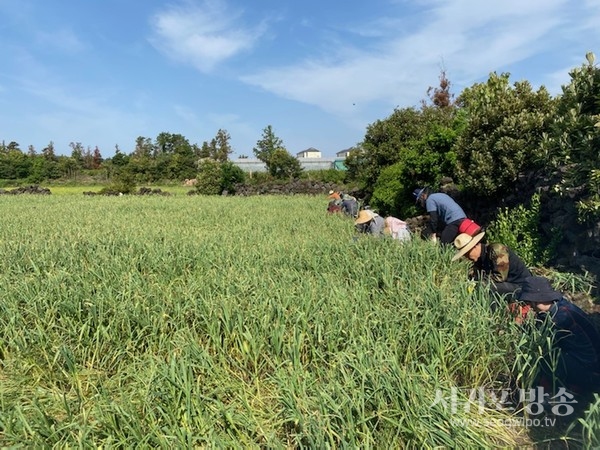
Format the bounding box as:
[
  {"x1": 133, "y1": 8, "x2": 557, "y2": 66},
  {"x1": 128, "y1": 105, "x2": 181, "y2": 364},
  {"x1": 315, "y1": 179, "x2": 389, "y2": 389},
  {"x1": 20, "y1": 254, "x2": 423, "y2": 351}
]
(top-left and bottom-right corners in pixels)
[{"x1": 439, "y1": 174, "x2": 600, "y2": 281}]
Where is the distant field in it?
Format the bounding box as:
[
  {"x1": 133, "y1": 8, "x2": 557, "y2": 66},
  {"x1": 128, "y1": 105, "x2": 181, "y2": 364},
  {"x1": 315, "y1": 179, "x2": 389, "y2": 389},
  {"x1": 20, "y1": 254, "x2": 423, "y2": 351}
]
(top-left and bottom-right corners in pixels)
[
  {"x1": 0, "y1": 194, "x2": 596, "y2": 447},
  {"x1": 37, "y1": 184, "x2": 194, "y2": 196}
]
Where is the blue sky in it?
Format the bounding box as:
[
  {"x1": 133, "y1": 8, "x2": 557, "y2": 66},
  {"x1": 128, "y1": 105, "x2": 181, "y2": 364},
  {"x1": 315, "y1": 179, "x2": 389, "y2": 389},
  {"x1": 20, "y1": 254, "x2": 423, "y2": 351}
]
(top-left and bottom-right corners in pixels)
[{"x1": 0, "y1": 0, "x2": 598, "y2": 159}]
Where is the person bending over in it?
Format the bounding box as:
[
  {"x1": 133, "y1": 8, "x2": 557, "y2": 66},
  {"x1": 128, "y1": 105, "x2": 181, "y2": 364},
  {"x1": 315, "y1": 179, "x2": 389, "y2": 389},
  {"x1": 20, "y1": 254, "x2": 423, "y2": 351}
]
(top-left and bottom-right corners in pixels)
[{"x1": 413, "y1": 187, "x2": 466, "y2": 244}]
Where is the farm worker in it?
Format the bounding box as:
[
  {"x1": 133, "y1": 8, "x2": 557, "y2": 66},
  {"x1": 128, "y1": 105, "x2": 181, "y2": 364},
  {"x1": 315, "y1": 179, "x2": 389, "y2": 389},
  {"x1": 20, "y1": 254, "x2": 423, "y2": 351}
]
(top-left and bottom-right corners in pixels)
[
  {"x1": 517, "y1": 276, "x2": 600, "y2": 398},
  {"x1": 383, "y1": 217, "x2": 411, "y2": 241},
  {"x1": 328, "y1": 190, "x2": 342, "y2": 205},
  {"x1": 327, "y1": 201, "x2": 342, "y2": 214},
  {"x1": 341, "y1": 193, "x2": 359, "y2": 218},
  {"x1": 413, "y1": 187, "x2": 467, "y2": 244},
  {"x1": 452, "y1": 231, "x2": 532, "y2": 310},
  {"x1": 355, "y1": 209, "x2": 385, "y2": 236},
  {"x1": 326, "y1": 190, "x2": 343, "y2": 214}
]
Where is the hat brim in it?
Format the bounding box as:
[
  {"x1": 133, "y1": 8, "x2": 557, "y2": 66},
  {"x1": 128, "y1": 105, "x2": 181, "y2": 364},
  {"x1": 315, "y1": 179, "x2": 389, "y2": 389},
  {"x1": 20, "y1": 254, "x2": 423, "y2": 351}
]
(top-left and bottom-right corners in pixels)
[
  {"x1": 451, "y1": 232, "x2": 485, "y2": 261},
  {"x1": 414, "y1": 188, "x2": 425, "y2": 204},
  {"x1": 355, "y1": 213, "x2": 373, "y2": 225}
]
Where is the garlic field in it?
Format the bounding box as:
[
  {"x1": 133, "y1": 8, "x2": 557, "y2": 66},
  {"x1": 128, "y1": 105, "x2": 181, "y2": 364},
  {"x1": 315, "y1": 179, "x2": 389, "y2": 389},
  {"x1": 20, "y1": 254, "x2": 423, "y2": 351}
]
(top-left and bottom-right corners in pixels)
[{"x1": 0, "y1": 194, "x2": 596, "y2": 447}]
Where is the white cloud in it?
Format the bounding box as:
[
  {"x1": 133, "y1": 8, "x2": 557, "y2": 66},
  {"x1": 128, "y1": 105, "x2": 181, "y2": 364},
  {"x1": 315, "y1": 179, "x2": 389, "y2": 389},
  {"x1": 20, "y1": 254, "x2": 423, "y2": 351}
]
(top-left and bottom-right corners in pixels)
[
  {"x1": 241, "y1": 0, "x2": 579, "y2": 114},
  {"x1": 149, "y1": 0, "x2": 266, "y2": 73}
]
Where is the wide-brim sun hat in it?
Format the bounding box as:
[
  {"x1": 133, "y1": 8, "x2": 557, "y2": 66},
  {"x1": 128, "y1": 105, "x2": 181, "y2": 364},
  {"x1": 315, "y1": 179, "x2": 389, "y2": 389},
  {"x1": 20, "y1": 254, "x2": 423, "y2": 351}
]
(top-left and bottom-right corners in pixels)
[
  {"x1": 452, "y1": 231, "x2": 485, "y2": 261},
  {"x1": 355, "y1": 210, "x2": 374, "y2": 225},
  {"x1": 517, "y1": 276, "x2": 563, "y2": 303}
]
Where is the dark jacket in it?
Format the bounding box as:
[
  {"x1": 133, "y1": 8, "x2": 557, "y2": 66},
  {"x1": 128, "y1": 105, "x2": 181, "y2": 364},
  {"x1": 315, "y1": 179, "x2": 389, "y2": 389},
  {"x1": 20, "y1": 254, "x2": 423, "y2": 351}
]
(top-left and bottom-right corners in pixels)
[
  {"x1": 547, "y1": 299, "x2": 600, "y2": 371},
  {"x1": 471, "y1": 243, "x2": 532, "y2": 293},
  {"x1": 537, "y1": 298, "x2": 600, "y2": 392}
]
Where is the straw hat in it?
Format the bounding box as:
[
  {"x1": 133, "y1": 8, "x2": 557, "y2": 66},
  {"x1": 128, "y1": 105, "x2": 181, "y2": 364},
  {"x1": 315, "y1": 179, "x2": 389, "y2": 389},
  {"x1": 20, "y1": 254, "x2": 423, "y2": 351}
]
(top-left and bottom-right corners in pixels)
[
  {"x1": 355, "y1": 210, "x2": 375, "y2": 225},
  {"x1": 451, "y1": 231, "x2": 485, "y2": 261},
  {"x1": 517, "y1": 276, "x2": 563, "y2": 303}
]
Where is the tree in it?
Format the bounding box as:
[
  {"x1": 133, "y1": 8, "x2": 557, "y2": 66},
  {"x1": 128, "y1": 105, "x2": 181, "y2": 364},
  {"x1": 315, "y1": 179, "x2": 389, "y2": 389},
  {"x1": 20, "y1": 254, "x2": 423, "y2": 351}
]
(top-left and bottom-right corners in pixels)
[
  {"x1": 268, "y1": 148, "x2": 303, "y2": 179},
  {"x1": 198, "y1": 141, "x2": 212, "y2": 159},
  {"x1": 0, "y1": 146, "x2": 31, "y2": 179},
  {"x1": 34, "y1": 141, "x2": 61, "y2": 180},
  {"x1": 92, "y1": 146, "x2": 103, "y2": 169},
  {"x1": 195, "y1": 160, "x2": 246, "y2": 195},
  {"x1": 370, "y1": 121, "x2": 461, "y2": 217},
  {"x1": 346, "y1": 103, "x2": 459, "y2": 217},
  {"x1": 58, "y1": 156, "x2": 79, "y2": 179},
  {"x1": 345, "y1": 107, "x2": 430, "y2": 189},
  {"x1": 252, "y1": 125, "x2": 301, "y2": 179},
  {"x1": 69, "y1": 142, "x2": 84, "y2": 170},
  {"x1": 212, "y1": 129, "x2": 232, "y2": 162},
  {"x1": 111, "y1": 148, "x2": 129, "y2": 167},
  {"x1": 541, "y1": 52, "x2": 600, "y2": 222},
  {"x1": 82, "y1": 146, "x2": 94, "y2": 170},
  {"x1": 454, "y1": 72, "x2": 555, "y2": 198},
  {"x1": 424, "y1": 69, "x2": 454, "y2": 109},
  {"x1": 42, "y1": 141, "x2": 58, "y2": 161},
  {"x1": 253, "y1": 125, "x2": 283, "y2": 169},
  {"x1": 133, "y1": 136, "x2": 153, "y2": 159},
  {"x1": 6, "y1": 141, "x2": 20, "y2": 152}
]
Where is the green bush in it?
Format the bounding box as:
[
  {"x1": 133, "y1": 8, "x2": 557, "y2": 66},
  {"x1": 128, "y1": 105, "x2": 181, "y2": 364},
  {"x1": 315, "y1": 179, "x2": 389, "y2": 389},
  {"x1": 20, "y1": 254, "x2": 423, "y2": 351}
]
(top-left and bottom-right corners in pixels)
[
  {"x1": 542, "y1": 53, "x2": 600, "y2": 224},
  {"x1": 243, "y1": 171, "x2": 273, "y2": 185},
  {"x1": 195, "y1": 159, "x2": 223, "y2": 195},
  {"x1": 101, "y1": 170, "x2": 136, "y2": 194},
  {"x1": 220, "y1": 161, "x2": 245, "y2": 194},
  {"x1": 371, "y1": 162, "x2": 408, "y2": 217},
  {"x1": 486, "y1": 193, "x2": 557, "y2": 267},
  {"x1": 300, "y1": 169, "x2": 347, "y2": 184},
  {"x1": 455, "y1": 73, "x2": 554, "y2": 198},
  {"x1": 195, "y1": 160, "x2": 247, "y2": 195}
]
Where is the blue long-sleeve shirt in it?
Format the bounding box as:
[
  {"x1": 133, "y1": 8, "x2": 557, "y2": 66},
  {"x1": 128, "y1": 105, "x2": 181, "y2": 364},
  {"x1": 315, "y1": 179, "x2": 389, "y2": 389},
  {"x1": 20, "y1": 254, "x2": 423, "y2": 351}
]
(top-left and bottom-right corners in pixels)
[{"x1": 425, "y1": 193, "x2": 466, "y2": 232}]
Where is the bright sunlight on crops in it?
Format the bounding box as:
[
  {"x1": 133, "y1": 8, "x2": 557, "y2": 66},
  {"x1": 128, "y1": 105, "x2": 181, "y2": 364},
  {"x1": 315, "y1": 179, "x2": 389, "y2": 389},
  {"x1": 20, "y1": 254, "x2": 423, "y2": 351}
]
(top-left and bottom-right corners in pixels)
[{"x1": 0, "y1": 194, "x2": 597, "y2": 447}]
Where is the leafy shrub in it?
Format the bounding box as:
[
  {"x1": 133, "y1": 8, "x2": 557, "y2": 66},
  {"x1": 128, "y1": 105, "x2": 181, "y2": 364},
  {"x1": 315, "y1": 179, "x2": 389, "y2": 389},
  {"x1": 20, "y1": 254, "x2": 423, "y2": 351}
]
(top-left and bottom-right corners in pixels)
[
  {"x1": 486, "y1": 193, "x2": 556, "y2": 267},
  {"x1": 244, "y1": 171, "x2": 273, "y2": 185},
  {"x1": 542, "y1": 53, "x2": 600, "y2": 224},
  {"x1": 371, "y1": 162, "x2": 409, "y2": 217},
  {"x1": 195, "y1": 160, "x2": 247, "y2": 195},
  {"x1": 220, "y1": 161, "x2": 245, "y2": 194},
  {"x1": 102, "y1": 170, "x2": 135, "y2": 194},
  {"x1": 300, "y1": 169, "x2": 347, "y2": 184},
  {"x1": 268, "y1": 148, "x2": 303, "y2": 179},
  {"x1": 455, "y1": 73, "x2": 555, "y2": 198},
  {"x1": 195, "y1": 159, "x2": 223, "y2": 195}
]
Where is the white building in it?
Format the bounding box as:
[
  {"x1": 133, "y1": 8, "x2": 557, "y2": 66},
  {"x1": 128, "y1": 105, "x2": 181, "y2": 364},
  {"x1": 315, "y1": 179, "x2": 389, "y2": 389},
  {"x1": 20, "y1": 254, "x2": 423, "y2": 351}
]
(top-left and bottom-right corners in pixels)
[
  {"x1": 336, "y1": 148, "x2": 353, "y2": 158},
  {"x1": 296, "y1": 147, "x2": 322, "y2": 158}
]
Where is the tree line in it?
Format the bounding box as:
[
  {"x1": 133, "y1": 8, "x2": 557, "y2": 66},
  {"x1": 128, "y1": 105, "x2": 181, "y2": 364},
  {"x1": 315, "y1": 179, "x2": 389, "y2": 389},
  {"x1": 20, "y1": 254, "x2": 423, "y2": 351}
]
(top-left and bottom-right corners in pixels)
[
  {"x1": 0, "y1": 123, "x2": 306, "y2": 191},
  {"x1": 346, "y1": 52, "x2": 600, "y2": 227},
  {"x1": 1, "y1": 52, "x2": 599, "y2": 227}
]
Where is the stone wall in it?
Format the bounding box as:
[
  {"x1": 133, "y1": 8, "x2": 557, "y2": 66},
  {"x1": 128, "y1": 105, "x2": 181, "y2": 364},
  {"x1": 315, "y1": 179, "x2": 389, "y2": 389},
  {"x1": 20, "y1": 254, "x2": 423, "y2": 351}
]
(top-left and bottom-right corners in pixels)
[
  {"x1": 232, "y1": 179, "x2": 356, "y2": 196},
  {"x1": 438, "y1": 173, "x2": 600, "y2": 280}
]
